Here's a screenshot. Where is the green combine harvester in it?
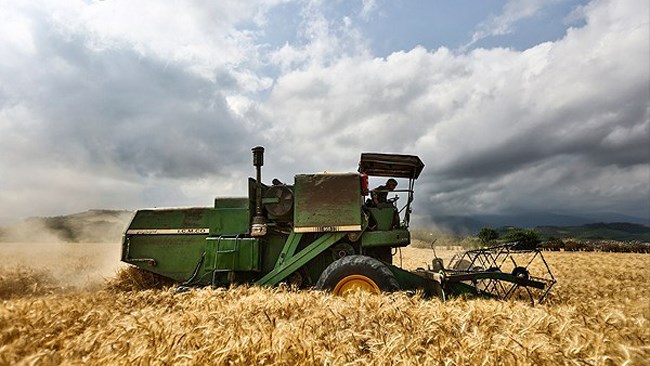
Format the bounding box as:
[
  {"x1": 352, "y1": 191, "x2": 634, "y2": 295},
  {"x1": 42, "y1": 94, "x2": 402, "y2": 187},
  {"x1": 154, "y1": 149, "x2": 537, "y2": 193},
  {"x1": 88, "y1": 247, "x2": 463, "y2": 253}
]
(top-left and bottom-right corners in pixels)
[{"x1": 122, "y1": 147, "x2": 555, "y2": 303}]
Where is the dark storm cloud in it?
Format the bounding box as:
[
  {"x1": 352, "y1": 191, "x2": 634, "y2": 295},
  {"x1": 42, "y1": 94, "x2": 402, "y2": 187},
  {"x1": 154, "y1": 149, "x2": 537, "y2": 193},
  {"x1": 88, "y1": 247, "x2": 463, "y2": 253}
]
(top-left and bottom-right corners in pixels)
[
  {"x1": 0, "y1": 3, "x2": 266, "y2": 217},
  {"x1": 440, "y1": 113, "x2": 649, "y2": 181}
]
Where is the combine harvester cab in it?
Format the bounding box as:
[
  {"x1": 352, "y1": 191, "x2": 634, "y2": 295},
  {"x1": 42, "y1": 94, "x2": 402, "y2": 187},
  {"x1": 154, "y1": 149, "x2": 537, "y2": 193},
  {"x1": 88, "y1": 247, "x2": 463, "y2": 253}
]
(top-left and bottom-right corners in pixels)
[{"x1": 122, "y1": 147, "x2": 555, "y2": 303}]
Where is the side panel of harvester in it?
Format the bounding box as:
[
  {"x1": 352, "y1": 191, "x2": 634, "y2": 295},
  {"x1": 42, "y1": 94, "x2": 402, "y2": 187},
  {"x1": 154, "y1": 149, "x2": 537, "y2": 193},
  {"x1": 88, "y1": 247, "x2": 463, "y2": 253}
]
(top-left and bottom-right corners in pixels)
[{"x1": 122, "y1": 198, "x2": 253, "y2": 283}]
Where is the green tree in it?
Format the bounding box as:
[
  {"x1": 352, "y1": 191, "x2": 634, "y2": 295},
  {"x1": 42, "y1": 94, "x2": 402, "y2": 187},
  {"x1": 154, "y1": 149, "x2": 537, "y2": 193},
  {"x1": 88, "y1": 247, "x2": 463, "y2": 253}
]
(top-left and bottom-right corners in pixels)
[
  {"x1": 478, "y1": 227, "x2": 499, "y2": 245},
  {"x1": 503, "y1": 229, "x2": 541, "y2": 250}
]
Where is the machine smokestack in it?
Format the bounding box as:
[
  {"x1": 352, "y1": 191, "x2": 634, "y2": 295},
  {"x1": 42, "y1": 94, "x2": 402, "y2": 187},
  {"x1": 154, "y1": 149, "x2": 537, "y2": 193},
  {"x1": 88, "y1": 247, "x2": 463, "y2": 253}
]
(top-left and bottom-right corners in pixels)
[
  {"x1": 252, "y1": 146, "x2": 264, "y2": 168},
  {"x1": 251, "y1": 146, "x2": 267, "y2": 237}
]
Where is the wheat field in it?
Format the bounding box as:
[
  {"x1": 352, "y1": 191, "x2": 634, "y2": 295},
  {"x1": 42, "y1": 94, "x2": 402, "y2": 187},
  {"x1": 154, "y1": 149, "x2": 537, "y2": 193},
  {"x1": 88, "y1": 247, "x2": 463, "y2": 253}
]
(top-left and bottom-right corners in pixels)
[{"x1": 0, "y1": 243, "x2": 648, "y2": 365}]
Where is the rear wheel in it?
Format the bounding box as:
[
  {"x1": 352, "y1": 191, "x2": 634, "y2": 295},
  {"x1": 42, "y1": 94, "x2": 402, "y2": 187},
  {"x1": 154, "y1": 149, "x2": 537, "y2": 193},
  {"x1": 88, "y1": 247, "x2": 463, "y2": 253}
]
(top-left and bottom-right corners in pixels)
[{"x1": 315, "y1": 255, "x2": 400, "y2": 296}]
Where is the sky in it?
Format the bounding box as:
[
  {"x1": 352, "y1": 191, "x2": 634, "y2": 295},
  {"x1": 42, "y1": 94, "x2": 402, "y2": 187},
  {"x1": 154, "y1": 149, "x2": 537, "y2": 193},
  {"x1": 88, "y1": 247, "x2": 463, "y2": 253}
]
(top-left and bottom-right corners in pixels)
[{"x1": 0, "y1": 0, "x2": 648, "y2": 225}]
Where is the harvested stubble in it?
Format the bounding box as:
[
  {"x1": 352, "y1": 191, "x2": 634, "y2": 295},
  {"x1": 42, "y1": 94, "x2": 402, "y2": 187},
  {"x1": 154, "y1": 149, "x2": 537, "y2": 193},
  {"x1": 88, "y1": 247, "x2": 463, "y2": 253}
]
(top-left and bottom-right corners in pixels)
[{"x1": 0, "y1": 248, "x2": 649, "y2": 365}]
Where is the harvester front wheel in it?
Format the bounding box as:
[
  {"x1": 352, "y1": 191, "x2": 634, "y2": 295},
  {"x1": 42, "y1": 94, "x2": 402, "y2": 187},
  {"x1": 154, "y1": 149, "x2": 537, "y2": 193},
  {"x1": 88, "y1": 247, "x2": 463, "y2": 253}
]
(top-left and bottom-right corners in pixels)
[{"x1": 316, "y1": 255, "x2": 400, "y2": 296}]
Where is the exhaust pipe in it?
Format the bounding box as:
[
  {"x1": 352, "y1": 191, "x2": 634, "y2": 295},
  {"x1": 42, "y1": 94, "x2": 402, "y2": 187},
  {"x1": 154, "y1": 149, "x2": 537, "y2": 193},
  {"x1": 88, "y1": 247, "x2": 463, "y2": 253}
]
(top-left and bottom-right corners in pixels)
[{"x1": 251, "y1": 146, "x2": 267, "y2": 237}]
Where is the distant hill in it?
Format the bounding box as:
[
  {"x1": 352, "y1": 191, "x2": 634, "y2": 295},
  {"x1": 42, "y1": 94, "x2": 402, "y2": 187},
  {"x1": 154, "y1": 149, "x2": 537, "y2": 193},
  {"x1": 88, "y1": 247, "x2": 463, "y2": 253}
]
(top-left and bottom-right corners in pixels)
[
  {"x1": 0, "y1": 210, "x2": 133, "y2": 243},
  {"x1": 534, "y1": 223, "x2": 650, "y2": 242},
  {"x1": 432, "y1": 211, "x2": 649, "y2": 238}
]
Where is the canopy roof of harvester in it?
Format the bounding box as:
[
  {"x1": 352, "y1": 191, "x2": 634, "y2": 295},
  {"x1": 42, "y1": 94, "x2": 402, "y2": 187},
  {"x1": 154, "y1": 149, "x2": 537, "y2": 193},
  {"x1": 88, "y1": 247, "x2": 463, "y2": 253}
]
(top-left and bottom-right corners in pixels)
[{"x1": 358, "y1": 153, "x2": 425, "y2": 179}]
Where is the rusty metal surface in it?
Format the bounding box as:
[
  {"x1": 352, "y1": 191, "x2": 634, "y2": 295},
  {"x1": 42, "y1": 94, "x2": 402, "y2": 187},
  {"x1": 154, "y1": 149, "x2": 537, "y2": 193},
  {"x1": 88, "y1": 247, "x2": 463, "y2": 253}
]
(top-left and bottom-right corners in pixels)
[
  {"x1": 294, "y1": 173, "x2": 362, "y2": 231},
  {"x1": 358, "y1": 153, "x2": 425, "y2": 179}
]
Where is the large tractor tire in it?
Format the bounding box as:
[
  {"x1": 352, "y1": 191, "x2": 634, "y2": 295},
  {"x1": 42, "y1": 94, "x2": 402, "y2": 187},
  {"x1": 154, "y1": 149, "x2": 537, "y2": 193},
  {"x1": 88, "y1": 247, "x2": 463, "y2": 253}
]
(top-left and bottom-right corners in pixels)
[{"x1": 315, "y1": 255, "x2": 400, "y2": 296}]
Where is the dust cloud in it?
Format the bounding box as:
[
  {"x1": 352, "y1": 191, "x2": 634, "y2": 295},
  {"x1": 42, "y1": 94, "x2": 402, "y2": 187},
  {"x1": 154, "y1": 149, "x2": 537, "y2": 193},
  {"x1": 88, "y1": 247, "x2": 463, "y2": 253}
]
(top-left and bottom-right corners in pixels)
[
  {"x1": 0, "y1": 242, "x2": 125, "y2": 299},
  {"x1": 0, "y1": 211, "x2": 131, "y2": 299}
]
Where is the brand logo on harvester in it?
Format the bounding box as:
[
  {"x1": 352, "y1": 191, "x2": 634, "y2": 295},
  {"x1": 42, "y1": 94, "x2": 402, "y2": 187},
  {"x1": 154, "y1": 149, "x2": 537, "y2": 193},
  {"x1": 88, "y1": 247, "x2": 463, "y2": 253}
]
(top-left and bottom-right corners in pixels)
[{"x1": 177, "y1": 228, "x2": 209, "y2": 234}]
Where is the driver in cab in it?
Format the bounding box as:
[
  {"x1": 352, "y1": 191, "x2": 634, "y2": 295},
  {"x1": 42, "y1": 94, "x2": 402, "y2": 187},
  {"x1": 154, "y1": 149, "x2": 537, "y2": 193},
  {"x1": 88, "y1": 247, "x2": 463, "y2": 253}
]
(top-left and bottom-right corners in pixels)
[{"x1": 370, "y1": 178, "x2": 397, "y2": 208}]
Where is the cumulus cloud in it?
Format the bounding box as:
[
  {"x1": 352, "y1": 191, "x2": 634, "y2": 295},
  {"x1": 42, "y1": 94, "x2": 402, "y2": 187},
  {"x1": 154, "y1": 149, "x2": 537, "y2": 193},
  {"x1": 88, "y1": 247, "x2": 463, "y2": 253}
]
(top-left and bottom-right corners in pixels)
[
  {"x1": 0, "y1": 0, "x2": 647, "y2": 224},
  {"x1": 46, "y1": 0, "x2": 278, "y2": 87},
  {"x1": 257, "y1": 0, "x2": 649, "y2": 218},
  {"x1": 269, "y1": 0, "x2": 369, "y2": 71},
  {"x1": 359, "y1": 0, "x2": 378, "y2": 21},
  {"x1": 463, "y1": 0, "x2": 558, "y2": 50}
]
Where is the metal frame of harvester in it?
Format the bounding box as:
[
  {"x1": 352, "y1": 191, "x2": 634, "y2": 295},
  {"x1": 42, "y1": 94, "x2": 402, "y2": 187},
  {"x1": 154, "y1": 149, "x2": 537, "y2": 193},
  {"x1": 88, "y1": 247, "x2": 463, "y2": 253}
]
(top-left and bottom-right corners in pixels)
[{"x1": 122, "y1": 147, "x2": 555, "y2": 303}]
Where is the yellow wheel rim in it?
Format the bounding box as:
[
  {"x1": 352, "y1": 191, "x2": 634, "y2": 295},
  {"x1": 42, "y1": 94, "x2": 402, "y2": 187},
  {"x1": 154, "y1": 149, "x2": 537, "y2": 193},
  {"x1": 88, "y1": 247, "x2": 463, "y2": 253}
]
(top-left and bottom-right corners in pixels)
[{"x1": 333, "y1": 275, "x2": 381, "y2": 296}]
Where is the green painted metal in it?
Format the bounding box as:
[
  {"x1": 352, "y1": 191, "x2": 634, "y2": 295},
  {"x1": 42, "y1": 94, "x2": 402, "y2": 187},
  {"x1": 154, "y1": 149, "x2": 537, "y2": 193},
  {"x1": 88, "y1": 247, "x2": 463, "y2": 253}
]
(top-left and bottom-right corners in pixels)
[
  {"x1": 127, "y1": 205, "x2": 250, "y2": 236},
  {"x1": 261, "y1": 235, "x2": 288, "y2": 274},
  {"x1": 122, "y1": 206, "x2": 252, "y2": 281},
  {"x1": 386, "y1": 264, "x2": 444, "y2": 299},
  {"x1": 294, "y1": 174, "x2": 362, "y2": 231},
  {"x1": 212, "y1": 197, "x2": 251, "y2": 235},
  {"x1": 212, "y1": 208, "x2": 249, "y2": 235},
  {"x1": 214, "y1": 197, "x2": 249, "y2": 209},
  {"x1": 361, "y1": 229, "x2": 410, "y2": 248},
  {"x1": 205, "y1": 237, "x2": 260, "y2": 272},
  {"x1": 122, "y1": 208, "x2": 215, "y2": 281},
  {"x1": 256, "y1": 232, "x2": 345, "y2": 286},
  {"x1": 445, "y1": 272, "x2": 547, "y2": 290},
  {"x1": 123, "y1": 234, "x2": 207, "y2": 281},
  {"x1": 127, "y1": 208, "x2": 214, "y2": 230},
  {"x1": 274, "y1": 232, "x2": 303, "y2": 267},
  {"x1": 368, "y1": 208, "x2": 394, "y2": 230}
]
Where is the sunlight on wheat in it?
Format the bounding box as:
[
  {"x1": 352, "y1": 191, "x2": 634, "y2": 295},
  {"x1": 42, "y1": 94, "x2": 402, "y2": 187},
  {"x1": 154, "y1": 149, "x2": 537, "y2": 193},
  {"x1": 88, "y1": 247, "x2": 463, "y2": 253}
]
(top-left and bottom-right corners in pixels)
[{"x1": 0, "y1": 245, "x2": 648, "y2": 365}]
